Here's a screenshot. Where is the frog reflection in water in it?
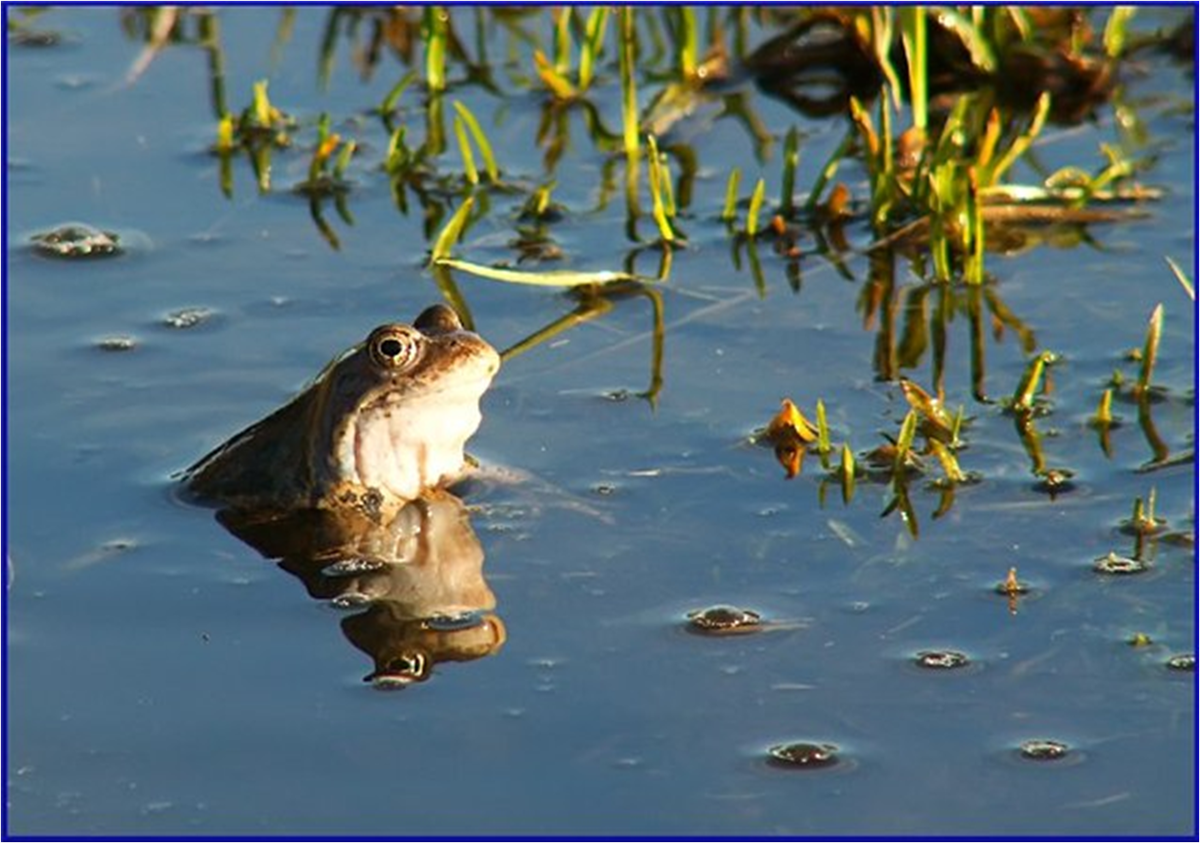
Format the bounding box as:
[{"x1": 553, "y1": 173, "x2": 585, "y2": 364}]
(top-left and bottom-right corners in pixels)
[
  {"x1": 184, "y1": 304, "x2": 500, "y2": 518},
  {"x1": 220, "y1": 493, "x2": 505, "y2": 687},
  {"x1": 184, "y1": 305, "x2": 504, "y2": 685}
]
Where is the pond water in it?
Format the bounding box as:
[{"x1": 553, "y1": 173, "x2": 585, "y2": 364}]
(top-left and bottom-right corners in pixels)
[{"x1": 5, "y1": 6, "x2": 1196, "y2": 837}]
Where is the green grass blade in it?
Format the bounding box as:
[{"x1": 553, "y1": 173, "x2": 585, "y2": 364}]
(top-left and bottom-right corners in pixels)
[
  {"x1": 1165, "y1": 256, "x2": 1194, "y2": 300},
  {"x1": 780, "y1": 125, "x2": 799, "y2": 217},
  {"x1": 430, "y1": 195, "x2": 475, "y2": 261},
  {"x1": 435, "y1": 257, "x2": 643, "y2": 287},
  {"x1": 646, "y1": 134, "x2": 676, "y2": 242},
  {"x1": 453, "y1": 114, "x2": 478, "y2": 184},
  {"x1": 619, "y1": 8, "x2": 639, "y2": 162},
  {"x1": 988, "y1": 91, "x2": 1050, "y2": 185},
  {"x1": 452, "y1": 100, "x2": 498, "y2": 182},
  {"x1": 900, "y1": 6, "x2": 927, "y2": 132},
  {"x1": 816, "y1": 399, "x2": 831, "y2": 455},
  {"x1": 424, "y1": 7, "x2": 447, "y2": 94},
  {"x1": 804, "y1": 129, "x2": 852, "y2": 215},
  {"x1": 746, "y1": 177, "x2": 765, "y2": 236},
  {"x1": 1135, "y1": 303, "x2": 1163, "y2": 397},
  {"x1": 1011, "y1": 351, "x2": 1053, "y2": 412},
  {"x1": 333, "y1": 139, "x2": 355, "y2": 179},
  {"x1": 579, "y1": 7, "x2": 609, "y2": 92},
  {"x1": 721, "y1": 167, "x2": 742, "y2": 222},
  {"x1": 552, "y1": 6, "x2": 571, "y2": 74},
  {"x1": 678, "y1": 6, "x2": 697, "y2": 78},
  {"x1": 1103, "y1": 6, "x2": 1136, "y2": 58},
  {"x1": 893, "y1": 409, "x2": 919, "y2": 477},
  {"x1": 379, "y1": 70, "x2": 418, "y2": 115}
]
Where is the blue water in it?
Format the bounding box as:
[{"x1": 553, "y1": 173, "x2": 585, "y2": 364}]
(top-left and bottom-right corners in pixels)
[{"x1": 6, "y1": 7, "x2": 1196, "y2": 836}]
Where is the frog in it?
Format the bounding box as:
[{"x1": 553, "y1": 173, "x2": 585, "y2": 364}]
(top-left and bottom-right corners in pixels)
[{"x1": 183, "y1": 304, "x2": 500, "y2": 518}]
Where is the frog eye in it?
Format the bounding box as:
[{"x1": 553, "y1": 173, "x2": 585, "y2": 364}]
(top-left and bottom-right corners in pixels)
[{"x1": 368, "y1": 327, "x2": 422, "y2": 370}]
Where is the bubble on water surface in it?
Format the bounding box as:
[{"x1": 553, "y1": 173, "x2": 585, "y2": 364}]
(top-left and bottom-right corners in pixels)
[
  {"x1": 685, "y1": 605, "x2": 763, "y2": 636},
  {"x1": 767, "y1": 742, "x2": 842, "y2": 770},
  {"x1": 913, "y1": 650, "x2": 971, "y2": 670},
  {"x1": 1093, "y1": 552, "x2": 1148, "y2": 575}
]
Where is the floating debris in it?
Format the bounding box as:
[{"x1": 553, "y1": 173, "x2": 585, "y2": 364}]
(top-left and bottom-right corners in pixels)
[
  {"x1": 1092, "y1": 552, "x2": 1148, "y2": 576},
  {"x1": 995, "y1": 567, "x2": 1029, "y2": 614},
  {"x1": 1034, "y1": 468, "x2": 1076, "y2": 496},
  {"x1": 96, "y1": 335, "x2": 138, "y2": 352},
  {"x1": 162, "y1": 307, "x2": 216, "y2": 329},
  {"x1": 767, "y1": 742, "x2": 841, "y2": 770},
  {"x1": 1018, "y1": 739, "x2": 1071, "y2": 761},
  {"x1": 29, "y1": 224, "x2": 121, "y2": 259},
  {"x1": 685, "y1": 605, "x2": 763, "y2": 636},
  {"x1": 1165, "y1": 654, "x2": 1195, "y2": 672},
  {"x1": 1127, "y1": 632, "x2": 1154, "y2": 648},
  {"x1": 914, "y1": 650, "x2": 971, "y2": 670},
  {"x1": 995, "y1": 567, "x2": 1029, "y2": 596}
]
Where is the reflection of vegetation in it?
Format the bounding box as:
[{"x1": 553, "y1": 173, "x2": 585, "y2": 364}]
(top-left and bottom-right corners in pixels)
[
  {"x1": 108, "y1": 6, "x2": 1190, "y2": 540},
  {"x1": 115, "y1": 6, "x2": 1168, "y2": 266}
]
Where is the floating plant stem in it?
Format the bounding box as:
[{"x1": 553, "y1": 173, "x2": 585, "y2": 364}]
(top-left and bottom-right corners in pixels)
[
  {"x1": 721, "y1": 167, "x2": 742, "y2": 222},
  {"x1": 1134, "y1": 303, "x2": 1163, "y2": 399},
  {"x1": 746, "y1": 177, "x2": 766, "y2": 237},
  {"x1": 435, "y1": 258, "x2": 646, "y2": 288}
]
